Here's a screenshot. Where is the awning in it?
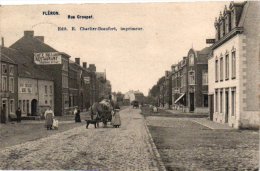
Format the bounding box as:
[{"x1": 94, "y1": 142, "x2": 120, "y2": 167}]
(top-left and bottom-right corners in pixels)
[{"x1": 174, "y1": 93, "x2": 185, "y2": 104}]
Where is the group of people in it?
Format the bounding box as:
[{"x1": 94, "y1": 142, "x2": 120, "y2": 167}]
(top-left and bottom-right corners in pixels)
[
  {"x1": 0, "y1": 107, "x2": 22, "y2": 124},
  {"x1": 90, "y1": 100, "x2": 121, "y2": 128}
]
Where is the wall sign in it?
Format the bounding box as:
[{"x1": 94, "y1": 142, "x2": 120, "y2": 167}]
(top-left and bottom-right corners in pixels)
[{"x1": 34, "y1": 52, "x2": 62, "y2": 65}]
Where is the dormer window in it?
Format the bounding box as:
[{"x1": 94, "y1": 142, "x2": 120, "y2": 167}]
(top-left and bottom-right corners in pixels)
[{"x1": 189, "y1": 54, "x2": 194, "y2": 66}]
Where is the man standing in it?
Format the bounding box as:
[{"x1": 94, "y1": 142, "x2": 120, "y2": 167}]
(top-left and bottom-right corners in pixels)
[{"x1": 16, "y1": 107, "x2": 22, "y2": 123}]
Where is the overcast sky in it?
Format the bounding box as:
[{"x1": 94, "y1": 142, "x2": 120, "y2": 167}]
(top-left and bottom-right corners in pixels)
[{"x1": 0, "y1": 2, "x2": 227, "y2": 95}]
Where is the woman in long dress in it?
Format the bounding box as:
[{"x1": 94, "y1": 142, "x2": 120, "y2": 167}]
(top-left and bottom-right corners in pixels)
[
  {"x1": 44, "y1": 107, "x2": 54, "y2": 130},
  {"x1": 112, "y1": 104, "x2": 121, "y2": 128}
]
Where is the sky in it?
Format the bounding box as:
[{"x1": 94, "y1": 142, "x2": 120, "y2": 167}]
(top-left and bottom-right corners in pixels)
[{"x1": 0, "y1": 1, "x2": 228, "y2": 95}]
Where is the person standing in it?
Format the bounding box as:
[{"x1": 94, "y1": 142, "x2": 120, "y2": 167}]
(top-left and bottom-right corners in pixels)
[
  {"x1": 75, "y1": 108, "x2": 81, "y2": 123},
  {"x1": 1, "y1": 109, "x2": 6, "y2": 124},
  {"x1": 16, "y1": 107, "x2": 22, "y2": 123},
  {"x1": 44, "y1": 107, "x2": 54, "y2": 130},
  {"x1": 112, "y1": 104, "x2": 121, "y2": 128}
]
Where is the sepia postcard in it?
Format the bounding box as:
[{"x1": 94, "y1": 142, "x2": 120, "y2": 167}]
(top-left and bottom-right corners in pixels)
[{"x1": 0, "y1": 1, "x2": 259, "y2": 170}]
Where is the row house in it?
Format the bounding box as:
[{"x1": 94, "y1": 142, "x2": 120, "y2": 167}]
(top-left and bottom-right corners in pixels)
[
  {"x1": 0, "y1": 46, "x2": 18, "y2": 123},
  {"x1": 10, "y1": 31, "x2": 71, "y2": 116},
  {"x1": 69, "y1": 58, "x2": 97, "y2": 111},
  {"x1": 208, "y1": 1, "x2": 260, "y2": 129},
  {"x1": 172, "y1": 47, "x2": 210, "y2": 113},
  {"x1": 2, "y1": 46, "x2": 54, "y2": 117},
  {"x1": 172, "y1": 57, "x2": 188, "y2": 111}
]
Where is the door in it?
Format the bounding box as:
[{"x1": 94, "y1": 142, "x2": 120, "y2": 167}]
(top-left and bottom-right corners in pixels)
[
  {"x1": 31, "y1": 99, "x2": 38, "y2": 116},
  {"x1": 225, "y1": 91, "x2": 229, "y2": 123},
  {"x1": 209, "y1": 95, "x2": 214, "y2": 121},
  {"x1": 1, "y1": 100, "x2": 7, "y2": 123},
  {"x1": 190, "y1": 93, "x2": 194, "y2": 112}
]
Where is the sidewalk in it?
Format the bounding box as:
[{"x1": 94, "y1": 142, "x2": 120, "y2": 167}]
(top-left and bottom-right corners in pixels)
[
  {"x1": 164, "y1": 109, "x2": 208, "y2": 118},
  {"x1": 192, "y1": 118, "x2": 235, "y2": 130}
]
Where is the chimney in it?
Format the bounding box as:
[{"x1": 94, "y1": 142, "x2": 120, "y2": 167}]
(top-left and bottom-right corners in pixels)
[
  {"x1": 83, "y1": 62, "x2": 87, "y2": 69},
  {"x1": 24, "y1": 30, "x2": 34, "y2": 37},
  {"x1": 1, "y1": 37, "x2": 4, "y2": 47},
  {"x1": 75, "y1": 58, "x2": 80, "y2": 65},
  {"x1": 89, "y1": 64, "x2": 96, "y2": 72},
  {"x1": 35, "y1": 36, "x2": 44, "y2": 42}
]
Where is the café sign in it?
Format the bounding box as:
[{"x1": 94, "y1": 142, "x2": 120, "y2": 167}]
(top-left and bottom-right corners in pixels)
[{"x1": 34, "y1": 52, "x2": 62, "y2": 65}]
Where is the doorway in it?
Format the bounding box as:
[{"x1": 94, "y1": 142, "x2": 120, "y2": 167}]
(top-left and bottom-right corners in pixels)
[
  {"x1": 31, "y1": 99, "x2": 38, "y2": 116},
  {"x1": 1, "y1": 100, "x2": 7, "y2": 123},
  {"x1": 225, "y1": 90, "x2": 229, "y2": 123},
  {"x1": 209, "y1": 95, "x2": 214, "y2": 121},
  {"x1": 189, "y1": 93, "x2": 194, "y2": 112}
]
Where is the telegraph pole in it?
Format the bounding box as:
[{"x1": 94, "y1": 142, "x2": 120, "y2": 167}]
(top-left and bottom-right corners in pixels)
[{"x1": 0, "y1": 37, "x2": 3, "y2": 113}]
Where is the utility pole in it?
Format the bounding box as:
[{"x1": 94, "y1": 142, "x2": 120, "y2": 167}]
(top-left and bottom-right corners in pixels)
[{"x1": 0, "y1": 37, "x2": 3, "y2": 113}]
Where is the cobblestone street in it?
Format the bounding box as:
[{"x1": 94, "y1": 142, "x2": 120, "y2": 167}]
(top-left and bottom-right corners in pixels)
[{"x1": 0, "y1": 108, "x2": 163, "y2": 170}]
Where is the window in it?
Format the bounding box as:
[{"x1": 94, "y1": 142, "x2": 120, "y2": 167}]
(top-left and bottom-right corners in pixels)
[
  {"x1": 231, "y1": 88, "x2": 236, "y2": 116},
  {"x1": 215, "y1": 60, "x2": 218, "y2": 82},
  {"x1": 62, "y1": 59, "x2": 68, "y2": 71},
  {"x1": 189, "y1": 54, "x2": 194, "y2": 66},
  {"x1": 220, "y1": 57, "x2": 223, "y2": 81},
  {"x1": 202, "y1": 71, "x2": 208, "y2": 85},
  {"x1": 215, "y1": 90, "x2": 218, "y2": 112},
  {"x1": 9, "y1": 65, "x2": 14, "y2": 76},
  {"x1": 203, "y1": 94, "x2": 208, "y2": 107},
  {"x1": 62, "y1": 74, "x2": 69, "y2": 88},
  {"x1": 189, "y1": 71, "x2": 195, "y2": 85},
  {"x1": 9, "y1": 77, "x2": 14, "y2": 92},
  {"x1": 220, "y1": 90, "x2": 223, "y2": 113},
  {"x1": 232, "y1": 51, "x2": 236, "y2": 79},
  {"x1": 2, "y1": 76, "x2": 7, "y2": 91},
  {"x1": 18, "y1": 100, "x2": 22, "y2": 108},
  {"x1": 50, "y1": 85, "x2": 53, "y2": 94},
  {"x1": 225, "y1": 53, "x2": 229, "y2": 80},
  {"x1": 45, "y1": 85, "x2": 48, "y2": 94},
  {"x1": 9, "y1": 99, "x2": 14, "y2": 114},
  {"x1": 2, "y1": 64, "x2": 7, "y2": 74},
  {"x1": 45, "y1": 100, "x2": 48, "y2": 104},
  {"x1": 23, "y1": 100, "x2": 26, "y2": 112}
]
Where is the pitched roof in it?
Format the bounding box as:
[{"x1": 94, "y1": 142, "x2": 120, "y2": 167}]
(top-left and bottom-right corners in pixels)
[
  {"x1": 10, "y1": 36, "x2": 57, "y2": 60},
  {"x1": 1, "y1": 46, "x2": 53, "y2": 81},
  {"x1": 196, "y1": 47, "x2": 211, "y2": 63}
]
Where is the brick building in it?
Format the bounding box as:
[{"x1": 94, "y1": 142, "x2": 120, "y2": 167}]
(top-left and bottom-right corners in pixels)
[
  {"x1": 172, "y1": 47, "x2": 210, "y2": 113},
  {"x1": 10, "y1": 31, "x2": 70, "y2": 116},
  {"x1": 0, "y1": 46, "x2": 18, "y2": 123},
  {"x1": 208, "y1": 1, "x2": 260, "y2": 128},
  {"x1": 172, "y1": 58, "x2": 188, "y2": 111},
  {"x1": 2, "y1": 46, "x2": 54, "y2": 117}
]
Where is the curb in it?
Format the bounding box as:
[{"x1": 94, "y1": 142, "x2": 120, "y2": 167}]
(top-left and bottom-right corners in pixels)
[{"x1": 143, "y1": 118, "x2": 167, "y2": 171}]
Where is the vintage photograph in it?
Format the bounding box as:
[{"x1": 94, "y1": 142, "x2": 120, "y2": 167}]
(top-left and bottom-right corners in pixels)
[{"x1": 0, "y1": 1, "x2": 259, "y2": 170}]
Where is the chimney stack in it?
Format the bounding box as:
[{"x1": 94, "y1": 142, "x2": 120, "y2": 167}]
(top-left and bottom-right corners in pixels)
[
  {"x1": 83, "y1": 62, "x2": 87, "y2": 69},
  {"x1": 35, "y1": 36, "x2": 44, "y2": 42},
  {"x1": 24, "y1": 30, "x2": 34, "y2": 37},
  {"x1": 89, "y1": 64, "x2": 96, "y2": 72},
  {"x1": 75, "y1": 58, "x2": 80, "y2": 65},
  {"x1": 1, "y1": 37, "x2": 4, "y2": 47}
]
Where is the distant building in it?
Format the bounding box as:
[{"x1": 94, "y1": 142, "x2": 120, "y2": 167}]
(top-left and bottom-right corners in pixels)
[
  {"x1": 172, "y1": 47, "x2": 210, "y2": 113},
  {"x1": 208, "y1": 1, "x2": 260, "y2": 129},
  {"x1": 124, "y1": 90, "x2": 144, "y2": 105}
]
